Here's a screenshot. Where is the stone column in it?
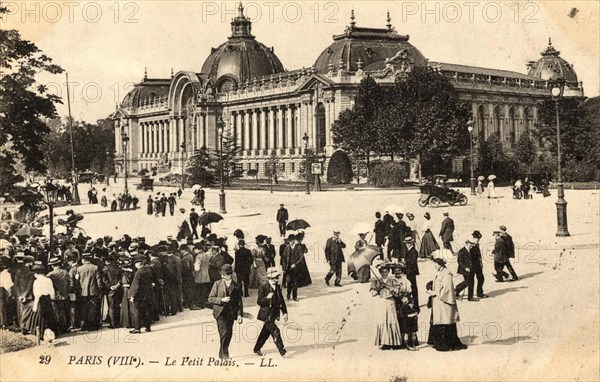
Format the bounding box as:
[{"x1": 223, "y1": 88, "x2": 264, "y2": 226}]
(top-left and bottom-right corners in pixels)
[
  {"x1": 251, "y1": 110, "x2": 258, "y2": 151},
  {"x1": 286, "y1": 105, "x2": 293, "y2": 153},
  {"x1": 260, "y1": 108, "x2": 268, "y2": 151},
  {"x1": 277, "y1": 106, "x2": 284, "y2": 150},
  {"x1": 268, "y1": 107, "x2": 276, "y2": 150},
  {"x1": 236, "y1": 112, "x2": 243, "y2": 150},
  {"x1": 243, "y1": 111, "x2": 250, "y2": 152}
]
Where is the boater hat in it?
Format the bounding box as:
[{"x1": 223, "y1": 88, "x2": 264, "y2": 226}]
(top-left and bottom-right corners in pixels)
[{"x1": 266, "y1": 267, "x2": 281, "y2": 278}]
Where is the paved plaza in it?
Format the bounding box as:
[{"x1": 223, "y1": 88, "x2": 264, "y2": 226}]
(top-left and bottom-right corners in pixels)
[{"x1": 1, "y1": 185, "x2": 598, "y2": 381}]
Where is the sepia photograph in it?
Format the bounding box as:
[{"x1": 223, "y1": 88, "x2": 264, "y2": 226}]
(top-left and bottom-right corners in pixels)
[{"x1": 0, "y1": 1, "x2": 599, "y2": 381}]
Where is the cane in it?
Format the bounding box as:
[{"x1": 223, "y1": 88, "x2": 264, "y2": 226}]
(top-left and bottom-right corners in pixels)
[
  {"x1": 161, "y1": 286, "x2": 167, "y2": 316},
  {"x1": 98, "y1": 295, "x2": 105, "y2": 330}
]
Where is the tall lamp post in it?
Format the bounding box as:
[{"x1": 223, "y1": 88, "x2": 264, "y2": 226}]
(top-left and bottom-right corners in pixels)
[
  {"x1": 122, "y1": 131, "x2": 129, "y2": 196},
  {"x1": 549, "y1": 74, "x2": 570, "y2": 237},
  {"x1": 105, "y1": 148, "x2": 112, "y2": 186},
  {"x1": 467, "y1": 119, "x2": 476, "y2": 195},
  {"x1": 302, "y1": 133, "x2": 310, "y2": 195},
  {"x1": 41, "y1": 179, "x2": 59, "y2": 253},
  {"x1": 217, "y1": 117, "x2": 227, "y2": 214}
]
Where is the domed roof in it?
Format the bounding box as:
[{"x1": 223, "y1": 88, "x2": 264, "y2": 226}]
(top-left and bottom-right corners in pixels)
[
  {"x1": 121, "y1": 74, "x2": 171, "y2": 108},
  {"x1": 314, "y1": 11, "x2": 428, "y2": 74},
  {"x1": 201, "y1": 3, "x2": 284, "y2": 92},
  {"x1": 527, "y1": 38, "x2": 578, "y2": 84}
]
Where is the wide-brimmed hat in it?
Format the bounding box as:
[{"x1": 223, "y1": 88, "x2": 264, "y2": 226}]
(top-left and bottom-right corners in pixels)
[
  {"x1": 220, "y1": 264, "x2": 233, "y2": 275},
  {"x1": 32, "y1": 263, "x2": 46, "y2": 272},
  {"x1": 81, "y1": 252, "x2": 93, "y2": 259},
  {"x1": 132, "y1": 254, "x2": 146, "y2": 264},
  {"x1": 333, "y1": 231, "x2": 340, "y2": 235},
  {"x1": 238, "y1": 239, "x2": 246, "y2": 246},
  {"x1": 48, "y1": 257, "x2": 61, "y2": 266},
  {"x1": 404, "y1": 237, "x2": 415, "y2": 244},
  {"x1": 266, "y1": 267, "x2": 281, "y2": 278},
  {"x1": 472, "y1": 230, "x2": 482, "y2": 239}
]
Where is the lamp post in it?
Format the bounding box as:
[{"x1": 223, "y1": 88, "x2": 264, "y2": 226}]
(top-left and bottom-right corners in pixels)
[
  {"x1": 217, "y1": 117, "x2": 227, "y2": 214},
  {"x1": 549, "y1": 74, "x2": 570, "y2": 237},
  {"x1": 41, "y1": 178, "x2": 59, "y2": 252},
  {"x1": 467, "y1": 119, "x2": 476, "y2": 195},
  {"x1": 302, "y1": 132, "x2": 310, "y2": 195},
  {"x1": 180, "y1": 143, "x2": 186, "y2": 191},
  {"x1": 105, "y1": 148, "x2": 112, "y2": 186},
  {"x1": 122, "y1": 131, "x2": 129, "y2": 196}
]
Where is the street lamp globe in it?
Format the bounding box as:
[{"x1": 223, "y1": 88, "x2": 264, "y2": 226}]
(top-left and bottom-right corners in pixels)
[{"x1": 549, "y1": 72, "x2": 565, "y2": 100}]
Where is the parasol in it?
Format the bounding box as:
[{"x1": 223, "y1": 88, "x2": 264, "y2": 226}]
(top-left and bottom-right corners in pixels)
[
  {"x1": 286, "y1": 219, "x2": 311, "y2": 231},
  {"x1": 477, "y1": 175, "x2": 486, "y2": 181},
  {"x1": 347, "y1": 245, "x2": 382, "y2": 277},
  {"x1": 487, "y1": 175, "x2": 497, "y2": 180},
  {"x1": 15, "y1": 224, "x2": 42, "y2": 237},
  {"x1": 191, "y1": 184, "x2": 202, "y2": 192},
  {"x1": 198, "y1": 212, "x2": 223, "y2": 225}
]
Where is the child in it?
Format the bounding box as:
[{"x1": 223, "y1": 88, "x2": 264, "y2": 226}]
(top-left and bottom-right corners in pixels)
[{"x1": 398, "y1": 294, "x2": 419, "y2": 351}]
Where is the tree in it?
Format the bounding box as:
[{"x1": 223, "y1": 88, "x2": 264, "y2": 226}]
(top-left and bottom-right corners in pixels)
[
  {"x1": 326, "y1": 150, "x2": 353, "y2": 184},
  {"x1": 480, "y1": 134, "x2": 505, "y2": 174},
  {"x1": 0, "y1": 6, "x2": 64, "y2": 200},
  {"x1": 220, "y1": 129, "x2": 243, "y2": 186},
  {"x1": 298, "y1": 148, "x2": 317, "y2": 183},
  {"x1": 515, "y1": 133, "x2": 537, "y2": 173},
  {"x1": 264, "y1": 153, "x2": 281, "y2": 183},
  {"x1": 186, "y1": 146, "x2": 215, "y2": 185},
  {"x1": 331, "y1": 76, "x2": 382, "y2": 172}
]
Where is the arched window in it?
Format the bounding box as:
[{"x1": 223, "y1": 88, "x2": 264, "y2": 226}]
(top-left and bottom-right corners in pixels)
[
  {"x1": 493, "y1": 106, "x2": 501, "y2": 137},
  {"x1": 508, "y1": 107, "x2": 516, "y2": 145},
  {"x1": 316, "y1": 103, "x2": 326, "y2": 153},
  {"x1": 477, "y1": 105, "x2": 485, "y2": 142}
]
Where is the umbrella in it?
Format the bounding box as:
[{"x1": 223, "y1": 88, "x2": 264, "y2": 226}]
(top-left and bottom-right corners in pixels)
[
  {"x1": 198, "y1": 212, "x2": 223, "y2": 225},
  {"x1": 351, "y1": 222, "x2": 372, "y2": 236},
  {"x1": 191, "y1": 184, "x2": 202, "y2": 192},
  {"x1": 488, "y1": 175, "x2": 497, "y2": 180},
  {"x1": 15, "y1": 224, "x2": 35, "y2": 237},
  {"x1": 286, "y1": 219, "x2": 311, "y2": 231},
  {"x1": 477, "y1": 175, "x2": 485, "y2": 181},
  {"x1": 348, "y1": 245, "x2": 382, "y2": 277}
]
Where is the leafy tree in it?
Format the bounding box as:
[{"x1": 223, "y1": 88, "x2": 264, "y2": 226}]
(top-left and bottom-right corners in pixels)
[
  {"x1": 480, "y1": 134, "x2": 505, "y2": 174},
  {"x1": 186, "y1": 146, "x2": 215, "y2": 185},
  {"x1": 298, "y1": 148, "x2": 317, "y2": 183},
  {"x1": 515, "y1": 133, "x2": 537, "y2": 173},
  {"x1": 219, "y1": 129, "x2": 243, "y2": 186},
  {"x1": 264, "y1": 153, "x2": 281, "y2": 182},
  {"x1": 331, "y1": 76, "x2": 382, "y2": 172},
  {"x1": 246, "y1": 169, "x2": 259, "y2": 183},
  {"x1": 326, "y1": 150, "x2": 353, "y2": 184},
  {"x1": 0, "y1": 6, "x2": 63, "y2": 201}
]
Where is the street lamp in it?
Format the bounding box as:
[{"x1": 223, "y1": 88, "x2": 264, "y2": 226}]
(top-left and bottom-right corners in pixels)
[
  {"x1": 122, "y1": 131, "x2": 130, "y2": 196},
  {"x1": 548, "y1": 73, "x2": 570, "y2": 237},
  {"x1": 467, "y1": 119, "x2": 476, "y2": 196},
  {"x1": 302, "y1": 132, "x2": 310, "y2": 195},
  {"x1": 180, "y1": 143, "x2": 186, "y2": 191},
  {"x1": 217, "y1": 117, "x2": 227, "y2": 214},
  {"x1": 105, "y1": 148, "x2": 112, "y2": 186},
  {"x1": 41, "y1": 178, "x2": 59, "y2": 252}
]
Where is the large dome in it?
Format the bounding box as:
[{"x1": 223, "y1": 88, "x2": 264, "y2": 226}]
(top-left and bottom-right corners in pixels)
[
  {"x1": 314, "y1": 12, "x2": 428, "y2": 74},
  {"x1": 527, "y1": 38, "x2": 579, "y2": 84},
  {"x1": 201, "y1": 3, "x2": 284, "y2": 93},
  {"x1": 121, "y1": 76, "x2": 170, "y2": 108}
]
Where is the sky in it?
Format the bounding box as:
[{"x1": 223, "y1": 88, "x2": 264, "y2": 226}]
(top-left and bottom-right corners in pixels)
[{"x1": 2, "y1": 0, "x2": 599, "y2": 123}]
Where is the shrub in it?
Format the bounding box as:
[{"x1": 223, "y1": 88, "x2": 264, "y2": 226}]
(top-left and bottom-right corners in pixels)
[
  {"x1": 562, "y1": 159, "x2": 598, "y2": 182},
  {"x1": 368, "y1": 161, "x2": 407, "y2": 187},
  {"x1": 326, "y1": 150, "x2": 353, "y2": 184}
]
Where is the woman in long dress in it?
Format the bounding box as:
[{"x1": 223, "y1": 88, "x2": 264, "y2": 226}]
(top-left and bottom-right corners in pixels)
[
  {"x1": 32, "y1": 264, "x2": 57, "y2": 340},
  {"x1": 419, "y1": 212, "x2": 439, "y2": 258},
  {"x1": 354, "y1": 233, "x2": 370, "y2": 283},
  {"x1": 294, "y1": 232, "x2": 312, "y2": 287},
  {"x1": 249, "y1": 239, "x2": 268, "y2": 289},
  {"x1": 120, "y1": 261, "x2": 134, "y2": 328},
  {"x1": 426, "y1": 258, "x2": 467, "y2": 351},
  {"x1": 370, "y1": 264, "x2": 403, "y2": 350},
  {"x1": 487, "y1": 179, "x2": 496, "y2": 199}
]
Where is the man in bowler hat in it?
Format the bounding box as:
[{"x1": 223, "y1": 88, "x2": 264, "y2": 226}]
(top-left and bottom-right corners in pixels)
[{"x1": 254, "y1": 268, "x2": 288, "y2": 357}]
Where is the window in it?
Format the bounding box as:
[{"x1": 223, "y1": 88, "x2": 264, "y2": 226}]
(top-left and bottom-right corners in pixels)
[{"x1": 291, "y1": 162, "x2": 295, "y2": 173}]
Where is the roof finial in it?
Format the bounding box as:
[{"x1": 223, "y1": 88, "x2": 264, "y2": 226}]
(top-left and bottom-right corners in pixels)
[
  {"x1": 171, "y1": 67, "x2": 174, "y2": 78},
  {"x1": 238, "y1": 2, "x2": 244, "y2": 17},
  {"x1": 350, "y1": 9, "x2": 356, "y2": 28},
  {"x1": 144, "y1": 67, "x2": 147, "y2": 80},
  {"x1": 548, "y1": 37, "x2": 552, "y2": 46},
  {"x1": 386, "y1": 10, "x2": 392, "y2": 31}
]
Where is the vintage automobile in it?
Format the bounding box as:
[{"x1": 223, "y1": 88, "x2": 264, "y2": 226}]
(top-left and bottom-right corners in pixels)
[
  {"x1": 136, "y1": 176, "x2": 154, "y2": 191},
  {"x1": 418, "y1": 184, "x2": 468, "y2": 207}
]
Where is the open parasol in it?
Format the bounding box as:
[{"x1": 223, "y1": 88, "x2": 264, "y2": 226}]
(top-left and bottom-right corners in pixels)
[
  {"x1": 347, "y1": 245, "x2": 382, "y2": 278},
  {"x1": 198, "y1": 212, "x2": 223, "y2": 225},
  {"x1": 477, "y1": 175, "x2": 485, "y2": 181},
  {"x1": 191, "y1": 184, "x2": 202, "y2": 192},
  {"x1": 487, "y1": 175, "x2": 497, "y2": 180},
  {"x1": 286, "y1": 219, "x2": 311, "y2": 231}
]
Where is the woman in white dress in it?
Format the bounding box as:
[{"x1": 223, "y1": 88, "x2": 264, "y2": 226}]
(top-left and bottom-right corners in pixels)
[
  {"x1": 370, "y1": 264, "x2": 402, "y2": 350},
  {"x1": 487, "y1": 179, "x2": 496, "y2": 199}
]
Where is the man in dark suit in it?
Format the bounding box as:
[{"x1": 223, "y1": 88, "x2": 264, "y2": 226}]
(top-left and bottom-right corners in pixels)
[
  {"x1": 492, "y1": 231, "x2": 509, "y2": 282},
  {"x1": 324, "y1": 231, "x2": 345, "y2": 287},
  {"x1": 254, "y1": 268, "x2": 288, "y2": 357},
  {"x1": 264, "y1": 237, "x2": 276, "y2": 268},
  {"x1": 208, "y1": 264, "x2": 243, "y2": 360},
  {"x1": 403, "y1": 237, "x2": 420, "y2": 309},
  {"x1": 189, "y1": 208, "x2": 200, "y2": 239},
  {"x1": 77, "y1": 253, "x2": 103, "y2": 331},
  {"x1": 391, "y1": 213, "x2": 408, "y2": 260},
  {"x1": 471, "y1": 230, "x2": 488, "y2": 298},
  {"x1": 374, "y1": 212, "x2": 386, "y2": 251},
  {"x1": 499, "y1": 225, "x2": 519, "y2": 281},
  {"x1": 276, "y1": 204, "x2": 289, "y2": 237},
  {"x1": 283, "y1": 235, "x2": 306, "y2": 301},
  {"x1": 129, "y1": 255, "x2": 154, "y2": 333},
  {"x1": 163, "y1": 251, "x2": 182, "y2": 315},
  {"x1": 439, "y1": 212, "x2": 455, "y2": 252},
  {"x1": 101, "y1": 256, "x2": 123, "y2": 328},
  {"x1": 234, "y1": 240, "x2": 253, "y2": 297},
  {"x1": 455, "y1": 240, "x2": 478, "y2": 301}
]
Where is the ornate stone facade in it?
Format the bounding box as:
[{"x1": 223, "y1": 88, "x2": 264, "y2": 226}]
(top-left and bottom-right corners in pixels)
[{"x1": 111, "y1": 4, "x2": 584, "y2": 180}]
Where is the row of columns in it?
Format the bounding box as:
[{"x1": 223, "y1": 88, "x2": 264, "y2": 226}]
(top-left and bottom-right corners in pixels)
[
  {"x1": 473, "y1": 103, "x2": 537, "y2": 144},
  {"x1": 231, "y1": 105, "x2": 299, "y2": 152},
  {"x1": 138, "y1": 117, "x2": 207, "y2": 156}
]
